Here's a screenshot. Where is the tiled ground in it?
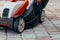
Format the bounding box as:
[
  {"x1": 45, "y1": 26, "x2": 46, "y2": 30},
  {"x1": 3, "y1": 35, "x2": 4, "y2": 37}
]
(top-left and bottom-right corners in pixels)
[{"x1": 0, "y1": 0, "x2": 60, "y2": 40}]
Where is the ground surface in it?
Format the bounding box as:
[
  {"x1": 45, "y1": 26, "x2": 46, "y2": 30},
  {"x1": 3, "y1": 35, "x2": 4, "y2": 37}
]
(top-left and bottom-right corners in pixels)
[{"x1": 0, "y1": 0, "x2": 60, "y2": 40}]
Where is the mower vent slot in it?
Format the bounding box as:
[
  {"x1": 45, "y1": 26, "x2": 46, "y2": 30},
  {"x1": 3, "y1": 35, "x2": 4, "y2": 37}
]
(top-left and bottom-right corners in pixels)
[{"x1": 3, "y1": 8, "x2": 9, "y2": 18}]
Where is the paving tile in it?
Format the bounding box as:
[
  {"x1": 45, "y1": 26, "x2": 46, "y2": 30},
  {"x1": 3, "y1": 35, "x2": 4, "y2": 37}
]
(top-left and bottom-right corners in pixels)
[
  {"x1": 49, "y1": 32, "x2": 60, "y2": 35},
  {"x1": 46, "y1": 27, "x2": 59, "y2": 32},
  {"x1": 7, "y1": 30, "x2": 21, "y2": 40},
  {"x1": 51, "y1": 19, "x2": 60, "y2": 25},
  {"x1": 56, "y1": 16, "x2": 60, "y2": 19},
  {"x1": 53, "y1": 38, "x2": 60, "y2": 40},
  {"x1": 50, "y1": 34, "x2": 60, "y2": 38},
  {"x1": 52, "y1": 5, "x2": 60, "y2": 10},
  {"x1": 55, "y1": 25, "x2": 60, "y2": 30},
  {"x1": 0, "y1": 30, "x2": 6, "y2": 36},
  {"x1": 33, "y1": 24, "x2": 46, "y2": 31},
  {"x1": 45, "y1": 10, "x2": 54, "y2": 15},
  {"x1": 23, "y1": 38, "x2": 36, "y2": 40},
  {"x1": 0, "y1": 38, "x2": 6, "y2": 40},
  {"x1": 43, "y1": 20, "x2": 54, "y2": 27},
  {"x1": 0, "y1": 30, "x2": 6, "y2": 40},
  {"x1": 21, "y1": 29, "x2": 36, "y2": 39},
  {"x1": 36, "y1": 37, "x2": 52, "y2": 40},
  {"x1": 46, "y1": 16, "x2": 57, "y2": 19},
  {"x1": 23, "y1": 29, "x2": 34, "y2": 34},
  {"x1": 7, "y1": 37, "x2": 22, "y2": 40},
  {"x1": 34, "y1": 31, "x2": 49, "y2": 37},
  {"x1": 7, "y1": 30, "x2": 21, "y2": 37},
  {"x1": 21, "y1": 33, "x2": 36, "y2": 39},
  {"x1": 43, "y1": 22, "x2": 54, "y2": 27}
]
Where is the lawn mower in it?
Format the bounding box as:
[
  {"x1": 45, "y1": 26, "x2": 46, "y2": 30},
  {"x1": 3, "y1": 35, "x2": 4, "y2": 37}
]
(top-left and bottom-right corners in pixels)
[{"x1": 0, "y1": 0, "x2": 49, "y2": 33}]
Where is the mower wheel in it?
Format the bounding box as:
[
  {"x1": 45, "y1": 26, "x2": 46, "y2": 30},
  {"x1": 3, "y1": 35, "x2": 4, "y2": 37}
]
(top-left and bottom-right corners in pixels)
[
  {"x1": 14, "y1": 17, "x2": 25, "y2": 33},
  {"x1": 39, "y1": 10, "x2": 45, "y2": 23}
]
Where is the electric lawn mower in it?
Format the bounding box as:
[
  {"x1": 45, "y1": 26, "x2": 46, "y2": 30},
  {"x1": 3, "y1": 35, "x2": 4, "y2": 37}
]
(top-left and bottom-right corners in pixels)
[{"x1": 0, "y1": 0, "x2": 49, "y2": 33}]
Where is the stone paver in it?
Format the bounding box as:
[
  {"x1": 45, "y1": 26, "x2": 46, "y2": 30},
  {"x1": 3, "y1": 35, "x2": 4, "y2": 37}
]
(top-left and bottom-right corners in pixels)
[
  {"x1": 7, "y1": 30, "x2": 21, "y2": 40},
  {"x1": 53, "y1": 38, "x2": 60, "y2": 40},
  {"x1": 23, "y1": 38, "x2": 36, "y2": 40},
  {"x1": 0, "y1": 0, "x2": 60, "y2": 40},
  {"x1": 36, "y1": 37, "x2": 52, "y2": 40},
  {"x1": 0, "y1": 30, "x2": 6, "y2": 40},
  {"x1": 21, "y1": 29, "x2": 36, "y2": 39}
]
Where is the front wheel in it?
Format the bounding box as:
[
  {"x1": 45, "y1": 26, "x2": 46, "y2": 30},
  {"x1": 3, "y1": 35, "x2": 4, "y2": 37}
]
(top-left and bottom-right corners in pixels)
[
  {"x1": 14, "y1": 17, "x2": 25, "y2": 33},
  {"x1": 39, "y1": 10, "x2": 45, "y2": 23}
]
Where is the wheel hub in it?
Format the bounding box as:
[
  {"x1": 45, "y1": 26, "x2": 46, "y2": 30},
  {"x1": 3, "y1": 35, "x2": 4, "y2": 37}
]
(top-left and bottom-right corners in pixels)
[
  {"x1": 41, "y1": 10, "x2": 45, "y2": 22},
  {"x1": 18, "y1": 18, "x2": 25, "y2": 32}
]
